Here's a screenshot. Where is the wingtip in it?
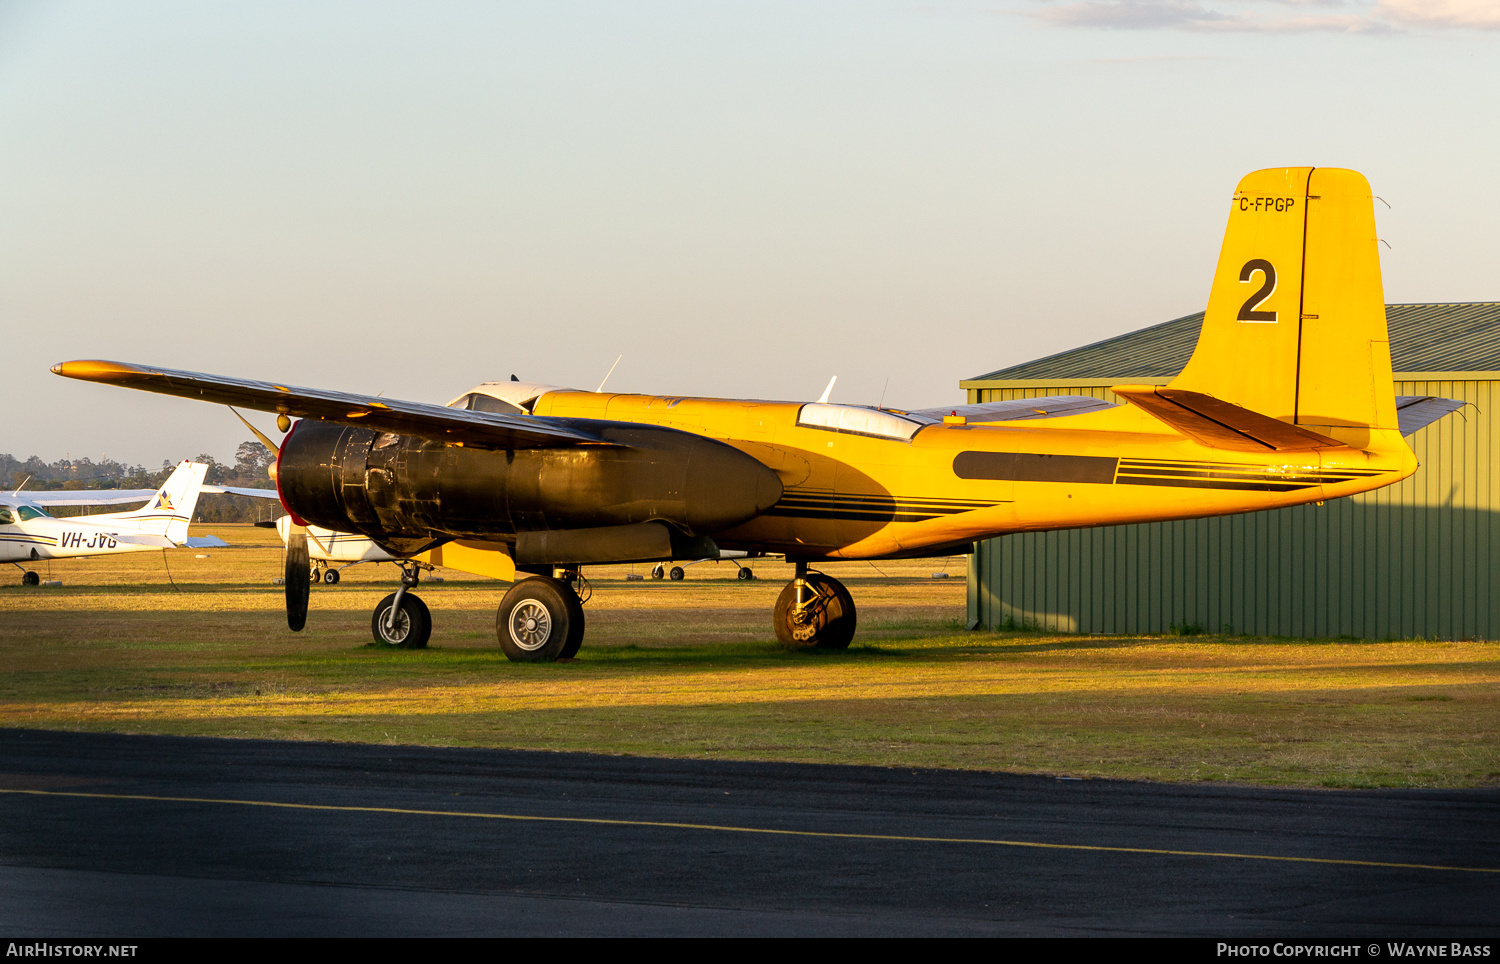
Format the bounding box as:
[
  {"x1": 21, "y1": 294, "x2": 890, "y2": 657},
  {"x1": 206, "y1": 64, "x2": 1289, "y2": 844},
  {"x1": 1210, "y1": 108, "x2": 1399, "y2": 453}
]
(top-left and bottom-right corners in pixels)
[{"x1": 51, "y1": 359, "x2": 147, "y2": 381}]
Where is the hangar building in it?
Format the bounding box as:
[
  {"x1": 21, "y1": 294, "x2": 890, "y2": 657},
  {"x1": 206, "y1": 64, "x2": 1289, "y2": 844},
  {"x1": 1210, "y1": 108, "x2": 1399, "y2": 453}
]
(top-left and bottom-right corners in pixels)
[{"x1": 961, "y1": 302, "x2": 1500, "y2": 640}]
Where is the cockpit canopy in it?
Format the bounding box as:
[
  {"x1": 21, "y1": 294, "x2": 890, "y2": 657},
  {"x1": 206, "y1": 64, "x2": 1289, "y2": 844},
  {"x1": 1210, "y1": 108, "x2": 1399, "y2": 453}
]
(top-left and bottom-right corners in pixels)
[
  {"x1": 0, "y1": 503, "x2": 51, "y2": 524},
  {"x1": 795, "y1": 403, "x2": 937, "y2": 442},
  {"x1": 446, "y1": 380, "x2": 574, "y2": 416}
]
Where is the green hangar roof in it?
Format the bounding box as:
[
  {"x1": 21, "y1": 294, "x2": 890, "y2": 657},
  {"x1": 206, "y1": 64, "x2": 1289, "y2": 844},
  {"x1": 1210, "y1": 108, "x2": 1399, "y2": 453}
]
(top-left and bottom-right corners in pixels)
[{"x1": 964, "y1": 302, "x2": 1500, "y2": 384}]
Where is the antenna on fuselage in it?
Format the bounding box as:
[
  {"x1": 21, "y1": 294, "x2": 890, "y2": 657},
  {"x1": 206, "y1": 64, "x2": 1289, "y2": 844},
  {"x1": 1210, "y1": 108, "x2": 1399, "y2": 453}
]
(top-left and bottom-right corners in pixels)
[
  {"x1": 817, "y1": 376, "x2": 837, "y2": 404},
  {"x1": 596, "y1": 354, "x2": 623, "y2": 393}
]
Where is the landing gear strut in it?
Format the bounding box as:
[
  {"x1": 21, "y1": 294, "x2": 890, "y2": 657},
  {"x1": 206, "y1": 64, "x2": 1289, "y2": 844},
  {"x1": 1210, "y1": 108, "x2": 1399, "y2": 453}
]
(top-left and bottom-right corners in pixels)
[
  {"x1": 371, "y1": 560, "x2": 431, "y2": 649},
  {"x1": 774, "y1": 563, "x2": 856, "y2": 649},
  {"x1": 496, "y1": 568, "x2": 586, "y2": 662}
]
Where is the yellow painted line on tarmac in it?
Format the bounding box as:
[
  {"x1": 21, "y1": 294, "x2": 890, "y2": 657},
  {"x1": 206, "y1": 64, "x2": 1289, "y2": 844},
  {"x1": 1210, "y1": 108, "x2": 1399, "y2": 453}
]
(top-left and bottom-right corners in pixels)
[{"x1": 2, "y1": 787, "x2": 1495, "y2": 875}]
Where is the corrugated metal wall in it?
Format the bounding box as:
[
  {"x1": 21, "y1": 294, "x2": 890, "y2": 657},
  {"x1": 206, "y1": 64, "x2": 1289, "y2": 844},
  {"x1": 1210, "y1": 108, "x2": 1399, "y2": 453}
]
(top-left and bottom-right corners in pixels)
[{"x1": 966, "y1": 379, "x2": 1498, "y2": 640}]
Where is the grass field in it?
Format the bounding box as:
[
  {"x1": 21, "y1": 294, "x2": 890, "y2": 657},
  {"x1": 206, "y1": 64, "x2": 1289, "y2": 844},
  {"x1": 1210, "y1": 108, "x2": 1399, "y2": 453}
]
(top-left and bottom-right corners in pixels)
[{"x1": 2, "y1": 524, "x2": 1495, "y2": 788}]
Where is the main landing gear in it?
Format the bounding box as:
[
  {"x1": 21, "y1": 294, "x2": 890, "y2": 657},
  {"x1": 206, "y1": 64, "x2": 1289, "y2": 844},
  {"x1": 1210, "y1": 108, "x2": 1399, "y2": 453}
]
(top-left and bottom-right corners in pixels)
[
  {"x1": 367, "y1": 557, "x2": 853, "y2": 661},
  {"x1": 496, "y1": 568, "x2": 586, "y2": 662},
  {"x1": 11, "y1": 563, "x2": 39, "y2": 586},
  {"x1": 773, "y1": 563, "x2": 856, "y2": 650},
  {"x1": 371, "y1": 560, "x2": 432, "y2": 649}
]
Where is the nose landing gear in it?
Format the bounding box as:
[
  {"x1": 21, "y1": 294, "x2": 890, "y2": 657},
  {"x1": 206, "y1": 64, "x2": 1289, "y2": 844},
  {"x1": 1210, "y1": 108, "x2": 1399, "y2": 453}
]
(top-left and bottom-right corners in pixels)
[{"x1": 774, "y1": 563, "x2": 856, "y2": 649}]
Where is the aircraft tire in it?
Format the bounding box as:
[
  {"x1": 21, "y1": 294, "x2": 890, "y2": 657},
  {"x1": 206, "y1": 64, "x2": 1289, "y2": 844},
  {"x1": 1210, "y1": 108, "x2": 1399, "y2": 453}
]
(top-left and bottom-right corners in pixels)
[
  {"x1": 372, "y1": 592, "x2": 432, "y2": 649},
  {"x1": 773, "y1": 574, "x2": 856, "y2": 650},
  {"x1": 324, "y1": 569, "x2": 340, "y2": 585},
  {"x1": 21, "y1": 570, "x2": 39, "y2": 587},
  {"x1": 497, "y1": 577, "x2": 578, "y2": 662},
  {"x1": 651, "y1": 565, "x2": 665, "y2": 580},
  {"x1": 669, "y1": 566, "x2": 685, "y2": 581},
  {"x1": 738, "y1": 567, "x2": 754, "y2": 581}
]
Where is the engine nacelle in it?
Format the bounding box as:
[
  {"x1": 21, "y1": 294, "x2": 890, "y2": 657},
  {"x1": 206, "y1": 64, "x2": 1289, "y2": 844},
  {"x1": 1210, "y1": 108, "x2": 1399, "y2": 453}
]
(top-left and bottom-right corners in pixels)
[{"x1": 276, "y1": 418, "x2": 784, "y2": 556}]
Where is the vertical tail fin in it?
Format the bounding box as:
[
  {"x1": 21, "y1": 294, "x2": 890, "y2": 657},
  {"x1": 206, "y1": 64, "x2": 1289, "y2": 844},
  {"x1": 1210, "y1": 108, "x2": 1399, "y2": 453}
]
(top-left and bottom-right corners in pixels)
[
  {"x1": 116, "y1": 460, "x2": 208, "y2": 543},
  {"x1": 1169, "y1": 167, "x2": 1398, "y2": 446}
]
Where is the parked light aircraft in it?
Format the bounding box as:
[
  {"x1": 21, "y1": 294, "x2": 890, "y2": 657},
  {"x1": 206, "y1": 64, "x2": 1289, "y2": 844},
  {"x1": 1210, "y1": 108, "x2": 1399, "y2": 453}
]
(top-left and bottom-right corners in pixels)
[
  {"x1": 54, "y1": 168, "x2": 1462, "y2": 658},
  {"x1": 2, "y1": 461, "x2": 211, "y2": 584},
  {"x1": 271, "y1": 513, "x2": 392, "y2": 584}
]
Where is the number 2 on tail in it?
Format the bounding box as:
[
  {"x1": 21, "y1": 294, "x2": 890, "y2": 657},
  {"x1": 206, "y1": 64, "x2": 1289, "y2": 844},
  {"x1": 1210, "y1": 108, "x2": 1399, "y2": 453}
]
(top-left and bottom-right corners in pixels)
[{"x1": 1237, "y1": 259, "x2": 1277, "y2": 323}]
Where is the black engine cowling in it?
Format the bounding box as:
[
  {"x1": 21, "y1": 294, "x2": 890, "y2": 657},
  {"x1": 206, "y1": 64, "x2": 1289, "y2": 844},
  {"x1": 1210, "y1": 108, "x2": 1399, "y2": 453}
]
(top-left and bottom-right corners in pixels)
[{"x1": 276, "y1": 418, "x2": 783, "y2": 556}]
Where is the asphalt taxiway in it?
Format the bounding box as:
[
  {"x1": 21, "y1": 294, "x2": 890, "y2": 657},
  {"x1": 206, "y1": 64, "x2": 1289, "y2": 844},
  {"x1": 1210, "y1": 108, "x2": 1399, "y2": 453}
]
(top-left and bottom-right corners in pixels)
[{"x1": 0, "y1": 729, "x2": 1495, "y2": 937}]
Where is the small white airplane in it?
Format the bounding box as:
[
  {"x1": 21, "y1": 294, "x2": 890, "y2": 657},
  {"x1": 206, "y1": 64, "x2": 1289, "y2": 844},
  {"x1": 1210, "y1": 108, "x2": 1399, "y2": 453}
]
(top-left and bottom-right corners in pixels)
[
  {"x1": 1, "y1": 460, "x2": 213, "y2": 585},
  {"x1": 268, "y1": 513, "x2": 394, "y2": 584}
]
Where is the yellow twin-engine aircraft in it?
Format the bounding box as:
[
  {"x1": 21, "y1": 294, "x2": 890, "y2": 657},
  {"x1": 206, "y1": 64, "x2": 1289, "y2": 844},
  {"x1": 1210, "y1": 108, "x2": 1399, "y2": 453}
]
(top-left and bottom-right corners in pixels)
[{"x1": 54, "y1": 167, "x2": 1447, "y2": 660}]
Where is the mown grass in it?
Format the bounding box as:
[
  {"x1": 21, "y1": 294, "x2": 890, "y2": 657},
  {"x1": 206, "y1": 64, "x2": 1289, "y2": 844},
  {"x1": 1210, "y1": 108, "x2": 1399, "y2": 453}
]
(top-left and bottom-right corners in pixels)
[{"x1": 1, "y1": 525, "x2": 1495, "y2": 788}]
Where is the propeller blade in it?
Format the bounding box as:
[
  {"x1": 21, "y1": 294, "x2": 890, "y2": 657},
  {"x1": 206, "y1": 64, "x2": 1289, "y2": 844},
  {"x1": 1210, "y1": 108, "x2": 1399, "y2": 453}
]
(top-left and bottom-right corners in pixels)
[{"x1": 285, "y1": 526, "x2": 310, "y2": 632}]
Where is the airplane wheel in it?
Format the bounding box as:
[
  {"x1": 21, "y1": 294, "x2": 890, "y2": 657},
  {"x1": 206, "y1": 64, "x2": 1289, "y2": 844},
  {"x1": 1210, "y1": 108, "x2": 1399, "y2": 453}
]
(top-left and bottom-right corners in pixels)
[
  {"x1": 651, "y1": 564, "x2": 665, "y2": 580},
  {"x1": 324, "y1": 569, "x2": 340, "y2": 585},
  {"x1": 738, "y1": 567, "x2": 754, "y2": 581},
  {"x1": 309, "y1": 567, "x2": 320, "y2": 584},
  {"x1": 21, "y1": 570, "x2": 39, "y2": 587},
  {"x1": 497, "y1": 577, "x2": 582, "y2": 662},
  {"x1": 372, "y1": 592, "x2": 431, "y2": 649},
  {"x1": 773, "y1": 574, "x2": 856, "y2": 650},
  {"x1": 669, "y1": 566, "x2": 685, "y2": 581}
]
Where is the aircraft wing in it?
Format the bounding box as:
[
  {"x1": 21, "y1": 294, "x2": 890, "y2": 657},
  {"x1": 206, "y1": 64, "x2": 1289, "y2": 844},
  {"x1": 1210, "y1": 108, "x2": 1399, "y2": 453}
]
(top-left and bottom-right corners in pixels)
[
  {"x1": 909, "y1": 396, "x2": 1116, "y2": 423},
  {"x1": 109, "y1": 533, "x2": 177, "y2": 548},
  {"x1": 17, "y1": 489, "x2": 160, "y2": 506},
  {"x1": 202, "y1": 485, "x2": 280, "y2": 499},
  {"x1": 52, "y1": 360, "x2": 615, "y2": 450}
]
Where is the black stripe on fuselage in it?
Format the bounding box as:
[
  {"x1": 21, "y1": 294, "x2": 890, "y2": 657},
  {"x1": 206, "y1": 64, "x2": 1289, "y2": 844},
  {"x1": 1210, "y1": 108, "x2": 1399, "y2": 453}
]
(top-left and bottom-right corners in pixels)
[
  {"x1": 953, "y1": 452, "x2": 1119, "y2": 484},
  {"x1": 1115, "y1": 458, "x2": 1385, "y2": 491},
  {"x1": 767, "y1": 491, "x2": 1003, "y2": 523},
  {"x1": 1115, "y1": 475, "x2": 1321, "y2": 492}
]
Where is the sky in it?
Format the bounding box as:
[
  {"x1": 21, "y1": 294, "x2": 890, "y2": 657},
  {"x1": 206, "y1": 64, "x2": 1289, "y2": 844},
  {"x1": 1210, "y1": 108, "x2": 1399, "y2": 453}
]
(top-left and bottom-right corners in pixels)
[{"x1": 2, "y1": 0, "x2": 1497, "y2": 466}]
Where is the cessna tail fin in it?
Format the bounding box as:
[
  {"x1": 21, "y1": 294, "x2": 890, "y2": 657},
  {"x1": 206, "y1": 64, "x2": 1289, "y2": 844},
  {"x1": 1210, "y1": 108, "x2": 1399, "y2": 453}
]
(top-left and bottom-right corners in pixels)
[
  {"x1": 1164, "y1": 167, "x2": 1398, "y2": 446},
  {"x1": 116, "y1": 460, "x2": 208, "y2": 544}
]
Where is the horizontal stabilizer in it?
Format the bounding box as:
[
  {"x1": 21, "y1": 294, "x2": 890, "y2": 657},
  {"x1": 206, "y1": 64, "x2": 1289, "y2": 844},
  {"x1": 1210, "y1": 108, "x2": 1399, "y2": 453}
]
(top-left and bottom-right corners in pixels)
[
  {"x1": 911, "y1": 396, "x2": 1115, "y2": 423},
  {"x1": 1395, "y1": 396, "x2": 1466, "y2": 437},
  {"x1": 184, "y1": 536, "x2": 230, "y2": 548},
  {"x1": 108, "y1": 533, "x2": 176, "y2": 548},
  {"x1": 202, "y1": 485, "x2": 280, "y2": 499},
  {"x1": 52, "y1": 360, "x2": 615, "y2": 451},
  {"x1": 1112, "y1": 385, "x2": 1344, "y2": 453}
]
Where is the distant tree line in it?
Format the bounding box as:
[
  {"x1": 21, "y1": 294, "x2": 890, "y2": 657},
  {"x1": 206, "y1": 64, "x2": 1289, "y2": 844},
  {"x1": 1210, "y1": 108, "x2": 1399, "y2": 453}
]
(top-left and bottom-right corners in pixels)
[{"x1": 1, "y1": 441, "x2": 285, "y2": 524}]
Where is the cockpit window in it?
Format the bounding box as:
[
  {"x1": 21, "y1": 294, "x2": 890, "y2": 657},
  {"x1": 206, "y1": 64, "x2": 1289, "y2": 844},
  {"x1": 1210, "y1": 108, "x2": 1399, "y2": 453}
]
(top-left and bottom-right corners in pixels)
[
  {"x1": 15, "y1": 505, "x2": 49, "y2": 521},
  {"x1": 451, "y1": 392, "x2": 524, "y2": 415},
  {"x1": 0, "y1": 506, "x2": 12, "y2": 524},
  {"x1": 796, "y1": 403, "x2": 937, "y2": 442}
]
